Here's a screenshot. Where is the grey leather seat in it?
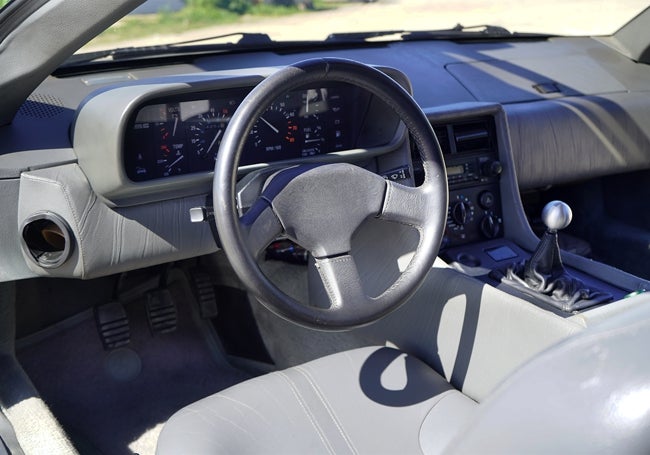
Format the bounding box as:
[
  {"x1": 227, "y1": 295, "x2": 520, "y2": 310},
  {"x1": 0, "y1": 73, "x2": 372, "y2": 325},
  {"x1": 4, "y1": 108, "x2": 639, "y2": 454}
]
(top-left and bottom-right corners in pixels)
[
  {"x1": 157, "y1": 346, "x2": 476, "y2": 454},
  {"x1": 157, "y1": 302, "x2": 650, "y2": 454}
]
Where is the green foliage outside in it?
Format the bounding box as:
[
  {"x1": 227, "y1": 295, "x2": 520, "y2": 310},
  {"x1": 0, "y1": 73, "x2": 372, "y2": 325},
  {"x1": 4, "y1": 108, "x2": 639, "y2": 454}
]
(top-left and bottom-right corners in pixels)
[{"x1": 91, "y1": 0, "x2": 333, "y2": 47}]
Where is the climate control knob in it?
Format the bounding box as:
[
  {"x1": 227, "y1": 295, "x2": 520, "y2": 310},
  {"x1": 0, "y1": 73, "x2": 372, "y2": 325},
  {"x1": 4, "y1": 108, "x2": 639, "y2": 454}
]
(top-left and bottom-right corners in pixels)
[
  {"x1": 480, "y1": 213, "x2": 502, "y2": 239},
  {"x1": 452, "y1": 201, "x2": 472, "y2": 225},
  {"x1": 478, "y1": 191, "x2": 496, "y2": 209}
]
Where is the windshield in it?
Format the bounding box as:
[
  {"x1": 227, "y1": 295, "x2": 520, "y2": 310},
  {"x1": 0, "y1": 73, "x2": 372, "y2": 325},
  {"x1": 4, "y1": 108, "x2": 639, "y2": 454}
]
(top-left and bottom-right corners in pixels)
[{"x1": 73, "y1": 0, "x2": 649, "y2": 53}]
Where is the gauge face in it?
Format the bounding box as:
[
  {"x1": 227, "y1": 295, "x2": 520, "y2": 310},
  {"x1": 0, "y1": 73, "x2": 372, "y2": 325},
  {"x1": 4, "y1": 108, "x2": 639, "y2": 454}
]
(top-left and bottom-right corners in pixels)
[
  {"x1": 249, "y1": 100, "x2": 298, "y2": 158},
  {"x1": 156, "y1": 104, "x2": 187, "y2": 177},
  {"x1": 188, "y1": 106, "x2": 231, "y2": 161},
  {"x1": 300, "y1": 117, "x2": 324, "y2": 156}
]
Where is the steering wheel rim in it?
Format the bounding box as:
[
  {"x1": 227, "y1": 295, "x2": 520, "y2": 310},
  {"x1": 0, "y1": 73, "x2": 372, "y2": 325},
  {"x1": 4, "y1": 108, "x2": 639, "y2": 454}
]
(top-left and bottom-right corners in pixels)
[{"x1": 214, "y1": 58, "x2": 447, "y2": 330}]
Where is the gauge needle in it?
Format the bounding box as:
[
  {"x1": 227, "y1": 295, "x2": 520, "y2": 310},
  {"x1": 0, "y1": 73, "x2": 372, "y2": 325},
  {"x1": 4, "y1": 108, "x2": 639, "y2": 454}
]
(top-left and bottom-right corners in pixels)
[
  {"x1": 260, "y1": 116, "x2": 279, "y2": 134},
  {"x1": 167, "y1": 155, "x2": 184, "y2": 169},
  {"x1": 206, "y1": 129, "x2": 223, "y2": 155},
  {"x1": 172, "y1": 116, "x2": 179, "y2": 136}
]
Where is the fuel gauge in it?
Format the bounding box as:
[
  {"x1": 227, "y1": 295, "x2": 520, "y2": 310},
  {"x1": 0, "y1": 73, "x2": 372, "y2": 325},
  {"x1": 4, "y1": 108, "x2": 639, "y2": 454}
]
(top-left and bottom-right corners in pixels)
[{"x1": 301, "y1": 117, "x2": 325, "y2": 156}]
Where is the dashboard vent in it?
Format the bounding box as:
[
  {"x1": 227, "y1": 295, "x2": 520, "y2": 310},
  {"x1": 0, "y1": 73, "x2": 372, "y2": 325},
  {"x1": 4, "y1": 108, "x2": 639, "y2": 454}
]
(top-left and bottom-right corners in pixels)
[
  {"x1": 453, "y1": 120, "x2": 492, "y2": 153},
  {"x1": 18, "y1": 94, "x2": 65, "y2": 118}
]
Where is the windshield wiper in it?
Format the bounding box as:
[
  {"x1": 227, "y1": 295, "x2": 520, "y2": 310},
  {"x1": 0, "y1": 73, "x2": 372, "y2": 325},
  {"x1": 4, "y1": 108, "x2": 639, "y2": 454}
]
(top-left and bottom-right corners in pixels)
[
  {"x1": 65, "y1": 32, "x2": 277, "y2": 66},
  {"x1": 326, "y1": 24, "x2": 549, "y2": 42}
]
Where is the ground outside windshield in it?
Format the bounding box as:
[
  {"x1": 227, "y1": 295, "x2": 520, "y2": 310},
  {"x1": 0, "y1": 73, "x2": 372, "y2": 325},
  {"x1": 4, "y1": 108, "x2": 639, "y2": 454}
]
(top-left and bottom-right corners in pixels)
[{"x1": 81, "y1": 0, "x2": 648, "y2": 52}]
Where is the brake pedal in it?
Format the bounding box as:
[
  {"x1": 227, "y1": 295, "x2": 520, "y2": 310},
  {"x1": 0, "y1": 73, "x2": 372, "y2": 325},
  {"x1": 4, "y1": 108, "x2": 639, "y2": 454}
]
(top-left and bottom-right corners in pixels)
[
  {"x1": 191, "y1": 270, "x2": 219, "y2": 319},
  {"x1": 146, "y1": 289, "x2": 178, "y2": 335},
  {"x1": 95, "y1": 301, "x2": 130, "y2": 350}
]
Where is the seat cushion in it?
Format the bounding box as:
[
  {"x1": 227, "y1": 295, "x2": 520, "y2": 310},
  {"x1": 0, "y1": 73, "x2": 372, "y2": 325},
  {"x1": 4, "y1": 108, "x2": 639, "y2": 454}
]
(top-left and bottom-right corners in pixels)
[{"x1": 157, "y1": 346, "x2": 476, "y2": 454}]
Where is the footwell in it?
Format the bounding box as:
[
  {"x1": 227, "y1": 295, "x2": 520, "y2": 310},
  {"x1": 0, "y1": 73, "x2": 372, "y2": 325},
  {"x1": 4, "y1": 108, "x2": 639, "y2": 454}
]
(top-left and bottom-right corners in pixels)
[{"x1": 16, "y1": 270, "x2": 251, "y2": 455}]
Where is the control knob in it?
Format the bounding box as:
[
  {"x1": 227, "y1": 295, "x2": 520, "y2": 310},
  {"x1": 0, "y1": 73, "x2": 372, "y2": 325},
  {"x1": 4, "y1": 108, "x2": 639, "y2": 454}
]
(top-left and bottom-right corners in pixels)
[
  {"x1": 481, "y1": 160, "x2": 503, "y2": 177},
  {"x1": 480, "y1": 213, "x2": 502, "y2": 239},
  {"x1": 452, "y1": 201, "x2": 472, "y2": 225},
  {"x1": 478, "y1": 190, "x2": 496, "y2": 209}
]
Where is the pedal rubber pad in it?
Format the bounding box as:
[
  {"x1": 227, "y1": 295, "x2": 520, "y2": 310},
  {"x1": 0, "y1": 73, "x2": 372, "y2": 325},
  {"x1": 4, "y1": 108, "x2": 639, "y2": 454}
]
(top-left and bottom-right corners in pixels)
[
  {"x1": 191, "y1": 270, "x2": 218, "y2": 319},
  {"x1": 146, "y1": 289, "x2": 178, "y2": 335},
  {"x1": 95, "y1": 301, "x2": 130, "y2": 350}
]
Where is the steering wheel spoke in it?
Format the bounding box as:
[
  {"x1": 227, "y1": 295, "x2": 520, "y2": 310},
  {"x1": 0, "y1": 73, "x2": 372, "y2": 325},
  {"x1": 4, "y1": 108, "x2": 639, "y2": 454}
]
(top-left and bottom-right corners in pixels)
[
  {"x1": 240, "y1": 204, "x2": 284, "y2": 258},
  {"x1": 314, "y1": 255, "x2": 369, "y2": 310},
  {"x1": 380, "y1": 181, "x2": 434, "y2": 228}
]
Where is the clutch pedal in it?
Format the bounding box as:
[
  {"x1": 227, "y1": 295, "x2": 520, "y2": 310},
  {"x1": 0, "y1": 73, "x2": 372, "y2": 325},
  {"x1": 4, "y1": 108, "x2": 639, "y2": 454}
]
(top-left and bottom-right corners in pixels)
[{"x1": 95, "y1": 301, "x2": 130, "y2": 350}]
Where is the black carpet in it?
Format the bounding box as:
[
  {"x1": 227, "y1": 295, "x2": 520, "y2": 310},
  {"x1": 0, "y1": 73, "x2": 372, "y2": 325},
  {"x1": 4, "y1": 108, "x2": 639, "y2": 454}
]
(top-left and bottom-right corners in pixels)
[{"x1": 17, "y1": 276, "x2": 251, "y2": 455}]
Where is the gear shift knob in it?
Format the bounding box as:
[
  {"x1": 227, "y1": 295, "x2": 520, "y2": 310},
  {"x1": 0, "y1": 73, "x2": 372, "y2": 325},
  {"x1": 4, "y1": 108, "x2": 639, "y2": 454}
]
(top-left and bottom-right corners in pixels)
[{"x1": 542, "y1": 200, "x2": 572, "y2": 231}]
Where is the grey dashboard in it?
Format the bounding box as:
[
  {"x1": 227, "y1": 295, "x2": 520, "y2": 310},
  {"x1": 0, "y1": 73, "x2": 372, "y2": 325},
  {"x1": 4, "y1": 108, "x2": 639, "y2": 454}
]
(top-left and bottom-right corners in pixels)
[{"x1": 1, "y1": 34, "x2": 650, "y2": 282}]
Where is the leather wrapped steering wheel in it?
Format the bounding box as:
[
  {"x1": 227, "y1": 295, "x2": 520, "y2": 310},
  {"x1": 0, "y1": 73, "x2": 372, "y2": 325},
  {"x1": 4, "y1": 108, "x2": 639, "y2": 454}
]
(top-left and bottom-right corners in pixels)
[{"x1": 213, "y1": 58, "x2": 447, "y2": 330}]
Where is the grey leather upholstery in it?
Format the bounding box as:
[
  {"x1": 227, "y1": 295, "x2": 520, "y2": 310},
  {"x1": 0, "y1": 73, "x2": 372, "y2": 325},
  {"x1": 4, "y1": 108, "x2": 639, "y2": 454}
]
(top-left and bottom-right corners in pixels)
[
  {"x1": 158, "y1": 301, "x2": 650, "y2": 454},
  {"x1": 448, "y1": 301, "x2": 650, "y2": 454},
  {"x1": 156, "y1": 346, "x2": 476, "y2": 454}
]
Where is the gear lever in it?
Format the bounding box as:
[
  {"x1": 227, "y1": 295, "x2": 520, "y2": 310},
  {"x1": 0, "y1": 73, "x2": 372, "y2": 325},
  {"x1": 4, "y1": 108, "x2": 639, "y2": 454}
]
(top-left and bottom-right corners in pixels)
[
  {"x1": 523, "y1": 201, "x2": 572, "y2": 280},
  {"x1": 499, "y1": 201, "x2": 611, "y2": 312}
]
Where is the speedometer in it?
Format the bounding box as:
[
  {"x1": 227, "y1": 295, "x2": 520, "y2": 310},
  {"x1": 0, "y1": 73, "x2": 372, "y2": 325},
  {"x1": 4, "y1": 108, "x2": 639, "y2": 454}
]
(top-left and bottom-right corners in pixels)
[{"x1": 189, "y1": 108, "x2": 230, "y2": 160}]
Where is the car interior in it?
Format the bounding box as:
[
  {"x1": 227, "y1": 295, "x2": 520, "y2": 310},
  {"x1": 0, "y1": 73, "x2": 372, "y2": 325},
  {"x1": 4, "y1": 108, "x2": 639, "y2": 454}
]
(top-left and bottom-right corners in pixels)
[{"x1": 1, "y1": 0, "x2": 650, "y2": 454}]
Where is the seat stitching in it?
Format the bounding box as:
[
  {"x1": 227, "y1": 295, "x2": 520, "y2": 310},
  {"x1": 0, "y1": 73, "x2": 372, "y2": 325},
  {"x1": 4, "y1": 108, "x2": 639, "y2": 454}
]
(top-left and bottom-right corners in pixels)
[
  {"x1": 212, "y1": 394, "x2": 273, "y2": 426},
  {"x1": 278, "y1": 371, "x2": 335, "y2": 455},
  {"x1": 295, "y1": 365, "x2": 358, "y2": 455}
]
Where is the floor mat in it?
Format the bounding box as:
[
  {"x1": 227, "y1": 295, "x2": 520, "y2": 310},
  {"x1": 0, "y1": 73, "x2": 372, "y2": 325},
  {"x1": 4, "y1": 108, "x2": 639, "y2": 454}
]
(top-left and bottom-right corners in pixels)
[{"x1": 16, "y1": 273, "x2": 251, "y2": 455}]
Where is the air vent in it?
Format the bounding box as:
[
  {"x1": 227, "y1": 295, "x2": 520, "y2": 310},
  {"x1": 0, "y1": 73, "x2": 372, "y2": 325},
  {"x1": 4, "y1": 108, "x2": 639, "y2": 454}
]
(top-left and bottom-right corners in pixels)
[
  {"x1": 453, "y1": 121, "x2": 491, "y2": 153},
  {"x1": 18, "y1": 94, "x2": 65, "y2": 118}
]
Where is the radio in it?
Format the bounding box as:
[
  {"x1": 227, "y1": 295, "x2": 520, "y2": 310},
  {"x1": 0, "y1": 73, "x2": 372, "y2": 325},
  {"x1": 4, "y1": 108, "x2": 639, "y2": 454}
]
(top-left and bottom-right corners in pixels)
[{"x1": 446, "y1": 156, "x2": 502, "y2": 189}]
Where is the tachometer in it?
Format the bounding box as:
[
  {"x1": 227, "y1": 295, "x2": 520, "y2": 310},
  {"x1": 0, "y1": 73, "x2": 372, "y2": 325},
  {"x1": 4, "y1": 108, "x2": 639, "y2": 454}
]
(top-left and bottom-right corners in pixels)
[{"x1": 249, "y1": 100, "x2": 297, "y2": 156}]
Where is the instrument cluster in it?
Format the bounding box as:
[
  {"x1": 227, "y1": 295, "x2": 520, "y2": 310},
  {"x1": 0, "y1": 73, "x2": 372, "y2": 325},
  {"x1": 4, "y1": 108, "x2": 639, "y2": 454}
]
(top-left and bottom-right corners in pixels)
[{"x1": 124, "y1": 83, "x2": 371, "y2": 182}]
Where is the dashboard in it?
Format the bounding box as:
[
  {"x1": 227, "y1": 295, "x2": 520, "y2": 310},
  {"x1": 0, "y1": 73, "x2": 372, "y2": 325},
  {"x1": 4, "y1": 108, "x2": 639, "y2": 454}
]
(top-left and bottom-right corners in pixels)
[{"x1": 2, "y1": 34, "x2": 650, "y2": 285}]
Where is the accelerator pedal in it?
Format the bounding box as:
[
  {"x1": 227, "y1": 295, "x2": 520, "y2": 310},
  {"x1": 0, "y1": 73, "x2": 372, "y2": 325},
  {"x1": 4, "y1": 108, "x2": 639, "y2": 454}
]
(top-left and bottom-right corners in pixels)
[
  {"x1": 95, "y1": 301, "x2": 130, "y2": 350},
  {"x1": 146, "y1": 289, "x2": 178, "y2": 335}
]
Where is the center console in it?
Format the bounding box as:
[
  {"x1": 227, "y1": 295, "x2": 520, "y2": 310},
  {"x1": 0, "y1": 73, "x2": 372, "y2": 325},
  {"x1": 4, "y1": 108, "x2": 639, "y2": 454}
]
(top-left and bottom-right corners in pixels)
[
  {"x1": 422, "y1": 108, "x2": 648, "y2": 315},
  {"x1": 419, "y1": 117, "x2": 504, "y2": 248}
]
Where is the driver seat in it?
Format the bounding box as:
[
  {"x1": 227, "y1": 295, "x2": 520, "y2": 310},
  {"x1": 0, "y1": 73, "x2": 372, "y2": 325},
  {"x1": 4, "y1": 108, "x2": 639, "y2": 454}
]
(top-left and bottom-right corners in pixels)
[{"x1": 157, "y1": 302, "x2": 650, "y2": 454}]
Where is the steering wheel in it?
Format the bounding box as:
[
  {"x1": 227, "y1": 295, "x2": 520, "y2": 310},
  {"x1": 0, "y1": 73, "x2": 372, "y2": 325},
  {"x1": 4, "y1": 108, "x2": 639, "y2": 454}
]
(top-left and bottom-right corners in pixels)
[{"x1": 213, "y1": 58, "x2": 447, "y2": 330}]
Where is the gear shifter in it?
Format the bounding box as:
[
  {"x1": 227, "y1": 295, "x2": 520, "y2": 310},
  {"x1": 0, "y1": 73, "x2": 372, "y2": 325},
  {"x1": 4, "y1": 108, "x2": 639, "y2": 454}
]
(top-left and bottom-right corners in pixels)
[
  {"x1": 499, "y1": 201, "x2": 612, "y2": 312},
  {"x1": 523, "y1": 201, "x2": 572, "y2": 280}
]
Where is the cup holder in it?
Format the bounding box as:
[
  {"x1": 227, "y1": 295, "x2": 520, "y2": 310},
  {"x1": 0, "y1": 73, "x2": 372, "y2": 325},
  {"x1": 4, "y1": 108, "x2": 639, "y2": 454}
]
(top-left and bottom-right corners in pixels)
[{"x1": 21, "y1": 212, "x2": 74, "y2": 268}]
